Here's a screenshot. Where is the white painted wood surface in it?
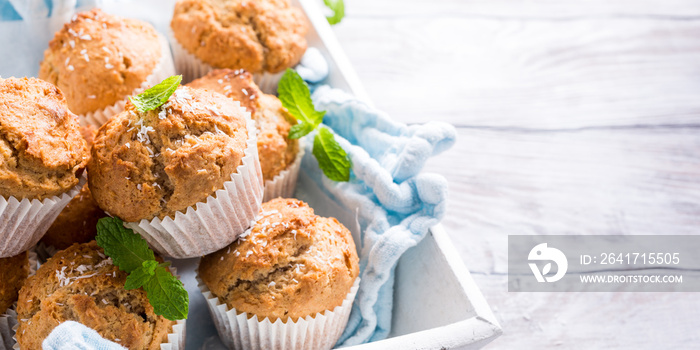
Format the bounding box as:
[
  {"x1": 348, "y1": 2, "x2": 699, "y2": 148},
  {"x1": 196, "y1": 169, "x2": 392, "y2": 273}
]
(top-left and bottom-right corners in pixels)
[{"x1": 331, "y1": 1, "x2": 700, "y2": 348}]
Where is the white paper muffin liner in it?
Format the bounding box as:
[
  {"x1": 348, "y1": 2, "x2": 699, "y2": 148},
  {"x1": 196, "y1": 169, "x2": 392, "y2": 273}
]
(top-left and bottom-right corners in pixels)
[
  {"x1": 161, "y1": 266, "x2": 187, "y2": 350},
  {"x1": 81, "y1": 33, "x2": 176, "y2": 127},
  {"x1": 197, "y1": 274, "x2": 360, "y2": 350},
  {"x1": 125, "y1": 113, "x2": 264, "y2": 258},
  {"x1": 263, "y1": 148, "x2": 304, "y2": 202},
  {"x1": 0, "y1": 176, "x2": 86, "y2": 259},
  {"x1": 27, "y1": 250, "x2": 38, "y2": 276},
  {"x1": 0, "y1": 251, "x2": 38, "y2": 350},
  {"x1": 161, "y1": 319, "x2": 186, "y2": 350},
  {"x1": 170, "y1": 35, "x2": 286, "y2": 93},
  {"x1": 10, "y1": 265, "x2": 184, "y2": 350},
  {"x1": 34, "y1": 242, "x2": 60, "y2": 263},
  {"x1": 0, "y1": 309, "x2": 17, "y2": 350}
]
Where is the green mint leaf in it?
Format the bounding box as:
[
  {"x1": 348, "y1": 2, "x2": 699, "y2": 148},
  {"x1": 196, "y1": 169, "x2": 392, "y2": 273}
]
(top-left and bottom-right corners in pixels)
[
  {"x1": 96, "y1": 217, "x2": 155, "y2": 273},
  {"x1": 289, "y1": 122, "x2": 315, "y2": 139},
  {"x1": 129, "y1": 75, "x2": 182, "y2": 113},
  {"x1": 278, "y1": 69, "x2": 325, "y2": 133},
  {"x1": 143, "y1": 266, "x2": 189, "y2": 321},
  {"x1": 313, "y1": 127, "x2": 351, "y2": 182},
  {"x1": 124, "y1": 260, "x2": 158, "y2": 290},
  {"x1": 324, "y1": 0, "x2": 345, "y2": 25},
  {"x1": 95, "y1": 217, "x2": 189, "y2": 320}
]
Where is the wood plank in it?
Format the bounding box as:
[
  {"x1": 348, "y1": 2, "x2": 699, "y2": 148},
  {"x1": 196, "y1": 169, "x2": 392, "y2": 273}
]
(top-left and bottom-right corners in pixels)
[
  {"x1": 332, "y1": 18, "x2": 700, "y2": 128},
  {"x1": 472, "y1": 274, "x2": 700, "y2": 349},
  {"x1": 343, "y1": 0, "x2": 700, "y2": 18},
  {"x1": 423, "y1": 127, "x2": 700, "y2": 275}
]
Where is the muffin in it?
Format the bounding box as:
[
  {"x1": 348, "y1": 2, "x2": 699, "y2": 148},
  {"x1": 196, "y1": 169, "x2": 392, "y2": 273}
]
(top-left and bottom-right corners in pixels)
[
  {"x1": 40, "y1": 125, "x2": 106, "y2": 256},
  {"x1": 0, "y1": 77, "x2": 88, "y2": 258},
  {"x1": 188, "y1": 69, "x2": 302, "y2": 200},
  {"x1": 198, "y1": 198, "x2": 360, "y2": 349},
  {"x1": 170, "y1": 0, "x2": 309, "y2": 89},
  {"x1": 88, "y1": 85, "x2": 263, "y2": 258},
  {"x1": 15, "y1": 242, "x2": 183, "y2": 350},
  {"x1": 39, "y1": 9, "x2": 176, "y2": 126}
]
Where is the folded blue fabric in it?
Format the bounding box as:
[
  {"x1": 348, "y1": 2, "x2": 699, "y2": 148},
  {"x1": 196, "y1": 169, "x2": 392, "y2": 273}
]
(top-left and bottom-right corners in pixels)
[
  {"x1": 43, "y1": 321, "x2": 126, "y2": 350},
  {"x1": 304, "y1": 86, "x2": 456, "y2": 346}
]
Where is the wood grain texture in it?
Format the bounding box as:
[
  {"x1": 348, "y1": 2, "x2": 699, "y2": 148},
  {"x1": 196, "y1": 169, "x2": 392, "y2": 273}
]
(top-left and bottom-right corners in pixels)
[
  {"x1": 346, "y1": 0, "x2": 700, "y2": 18},
  {"x1": 472, "y1": 274, "x2": 700, "y2": 349},
  {"x1": 332, "y1": 0, "x2": 700, "y2": 348},
  {"x1": 332, "y1": 18, "x2": 700, "y2": 128},
  {"x1": 424, "y1": 127, "x2": 700, "y2": 274}
]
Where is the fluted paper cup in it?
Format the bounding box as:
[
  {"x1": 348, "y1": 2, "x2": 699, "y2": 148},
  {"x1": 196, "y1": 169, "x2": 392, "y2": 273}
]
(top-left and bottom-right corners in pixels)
[
  {"x1": 0, "y1": 251, "x2": 37, "y2": 350},
  {"x1": 161, "y1": 266, "x2": 187, "y2": 350},
  {"x1": 263, "y1": 148, "x2": 304, "y2": 202},
  {"x1": 27, "y1": 250, "x2": 37, "y2": 276},
  {"x1": 82, "y1": 33, "x2": 176, "y2": 127},
  {"x1": 198, "y1": 274, "x2": 359, "y2": 350},
  {"x1": 170, "y1": 35, "x2": 286, "y2": 93},
  {"x1": 34, "y1": 242, "x2": 59, "y2": 262},
  {"x1": 161, "y1": 319, "x2": 186, "y2": 350},
  {"x1": 125, "y1": 114, "x2": 264, "y2": 258},
  {"x1": 0, "y1": 177, "x2": 86, "y2": 258},
  {"x1": 0, "y1": 309, "x2": 17, "y2": 350}
]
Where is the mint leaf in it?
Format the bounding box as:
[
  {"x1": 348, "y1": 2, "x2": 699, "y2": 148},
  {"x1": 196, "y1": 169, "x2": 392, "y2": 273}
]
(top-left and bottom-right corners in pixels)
[
  {"x1": 143, "y1": 266, "x2": 189, "y2": 321},
  {"x1": 278, "y1": 69, "x2": 325, "y2": 138},
  {"x1": 125, "y1": 260, "x2": 158, "y2": 290},
  {"x1": 324, "y1": 0, "x2": 345, "y2": 25},
  {"x1": 313, "y1": 127, "x2": 351, "y2": 182},
  {"x1": 129, "y1": 75, "x2": 182, "y2": 113},
  {"x1": 289, "y1": 122, "x2": 315, "y2": 140},
  {"x1": 96, "y1": 217, "x2": 154, "y2": 273},
  {"x1": 96, "y1": 217, "x2": 189, "y2": 320}
]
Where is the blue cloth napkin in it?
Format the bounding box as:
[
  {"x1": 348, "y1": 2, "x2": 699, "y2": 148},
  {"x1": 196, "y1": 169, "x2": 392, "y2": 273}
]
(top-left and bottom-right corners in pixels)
[
  {"x1": 43, "y1": 321, "x2": 126, "y2": 350},
  {"x1": 304, "y1": 85, "x2": 456, "y2": 346}
]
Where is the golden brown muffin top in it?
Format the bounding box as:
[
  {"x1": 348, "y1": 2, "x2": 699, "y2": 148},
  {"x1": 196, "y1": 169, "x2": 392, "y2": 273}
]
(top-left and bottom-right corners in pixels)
[
  {"x1": 0, "y1": 251, "x2": 29, "y2": 312},
  {"x1": 39, "y1": 9, "x2": 163, "y2": 115},
  {"x1": 171, "y1": 0, "x2": 308, "y2": 74},
  {"x1": 88, "y1": 85, "x2": 249, "y2": 222},
  {"x1": 199, "y1": 198, "x2": 359, "y2": 321},
  {"x1": 16, "y1": 242, "x2": 174, "y2": 350},
  {"x1": 0, "y1": 77, "x2": 88, "y2": 200},
  {"x1": 188, "y1": 69, "x2": 298, "y2": 181}
]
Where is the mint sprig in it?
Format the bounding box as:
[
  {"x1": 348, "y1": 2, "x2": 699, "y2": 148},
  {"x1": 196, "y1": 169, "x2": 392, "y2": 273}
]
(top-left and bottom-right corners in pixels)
[
  {"x1": 278, "y1": 68, "x2": 325, "y2": 137},
  {"x1": 313, "y1": 127, "x2": 350, "y2": 181},
  {"x1": 278, "y1": 69, "x2": 351, "y2": 182},
  {"x1": 323, "y1": 0, "x2": 345, "y2": 25},
  {"x1": 96, "y1": 217, "x2": 189, "y2": 321},
  {"x1": 129, "y1": 75, "x2": 182, "y2": 113}
]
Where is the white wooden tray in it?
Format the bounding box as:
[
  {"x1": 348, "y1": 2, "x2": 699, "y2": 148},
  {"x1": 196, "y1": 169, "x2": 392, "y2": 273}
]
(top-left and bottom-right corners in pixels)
[
  {"x1": 17, "y1": 0, "x2": 503, "y2": 348},
  {"x1": 171, "y1": 0, "x2": 502, "y2": 348},
  {"x1": 297, "y1": 1, "x2": 502, "y2": 348}
]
